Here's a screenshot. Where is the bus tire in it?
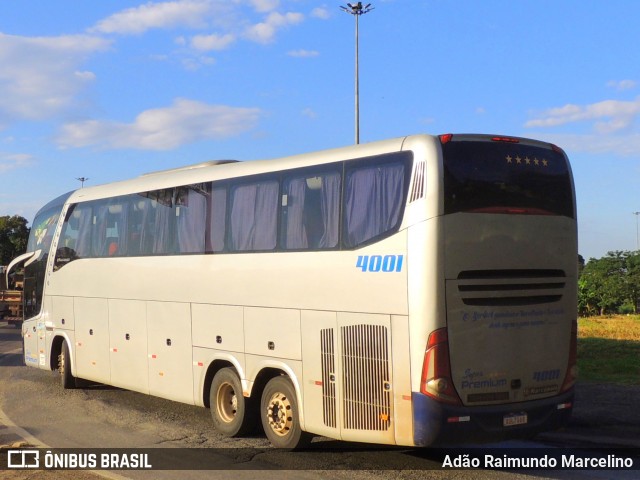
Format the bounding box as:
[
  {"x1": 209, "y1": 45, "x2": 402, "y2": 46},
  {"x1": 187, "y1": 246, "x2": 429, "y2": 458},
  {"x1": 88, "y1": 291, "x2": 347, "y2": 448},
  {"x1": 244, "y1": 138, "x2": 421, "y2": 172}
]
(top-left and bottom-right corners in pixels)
[
  {"x1": 210, "y1": 367, "x2": 253, "y2": 437},
  {"x1": 260, "y1": 376, "x2": 311, "y2": 449},
  {"x1": 59, "y1": 340, "x2": 76, "y2": 389}
]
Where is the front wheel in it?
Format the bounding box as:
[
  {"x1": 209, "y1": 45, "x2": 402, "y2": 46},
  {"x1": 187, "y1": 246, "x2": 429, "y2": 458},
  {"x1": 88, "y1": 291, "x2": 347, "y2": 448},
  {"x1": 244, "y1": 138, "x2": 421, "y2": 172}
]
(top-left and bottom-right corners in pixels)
[
  {"x1": 260, "y1": 376, "x2": 311, "y2": 449},
  {"x1": 58, "y1": 340, "x2": 76, "y2": 389}
]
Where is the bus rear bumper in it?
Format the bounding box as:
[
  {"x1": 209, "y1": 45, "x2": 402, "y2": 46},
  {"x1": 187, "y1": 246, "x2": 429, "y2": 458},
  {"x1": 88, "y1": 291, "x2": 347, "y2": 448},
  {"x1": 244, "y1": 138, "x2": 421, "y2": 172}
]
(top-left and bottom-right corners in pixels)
[{"x1": 411, "y1": 390, "x2": 574, "y2": 446}]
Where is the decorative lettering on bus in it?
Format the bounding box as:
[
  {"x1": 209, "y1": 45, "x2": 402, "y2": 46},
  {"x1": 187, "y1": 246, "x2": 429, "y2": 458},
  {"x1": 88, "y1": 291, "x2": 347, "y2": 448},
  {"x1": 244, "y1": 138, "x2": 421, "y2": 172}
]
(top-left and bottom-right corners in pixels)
[{"x1": 356, "y1": 255, "x2": 404, "y2": 273}]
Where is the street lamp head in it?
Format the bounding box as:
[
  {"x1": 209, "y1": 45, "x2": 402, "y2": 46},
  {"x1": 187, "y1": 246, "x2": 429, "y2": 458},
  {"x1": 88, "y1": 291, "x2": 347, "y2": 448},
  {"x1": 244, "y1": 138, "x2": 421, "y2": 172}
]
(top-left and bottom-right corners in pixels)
[
  {"x1": 340, "y1": 2, "x2": 374, "y2": 15},
  {"x1": 76, "y1": 177, "x2": 89, "y2": 188}
]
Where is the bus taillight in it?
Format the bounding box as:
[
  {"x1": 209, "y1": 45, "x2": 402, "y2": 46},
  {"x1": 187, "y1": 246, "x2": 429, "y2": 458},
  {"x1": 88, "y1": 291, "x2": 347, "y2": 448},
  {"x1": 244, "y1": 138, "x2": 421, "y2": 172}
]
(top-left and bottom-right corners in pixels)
[
  {"x1": 560, "y1": 319, "x2": 578, "y2": 392},
  {"x1": 491, "y1": 136, "x2": 520, "y2": 143},
  {"x1": 439, "y1": 134, "x2": 453, "y2": 144},
  {"x1": 420, "y1": 328, "x2": 462, "y2": 405}
]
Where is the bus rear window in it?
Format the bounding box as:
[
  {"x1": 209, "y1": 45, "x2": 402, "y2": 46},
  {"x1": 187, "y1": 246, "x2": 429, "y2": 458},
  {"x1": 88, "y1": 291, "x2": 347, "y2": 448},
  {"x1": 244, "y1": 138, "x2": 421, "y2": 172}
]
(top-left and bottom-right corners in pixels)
[{"x1": 442, "y1": 140, "x2": 574, "y2": 218}]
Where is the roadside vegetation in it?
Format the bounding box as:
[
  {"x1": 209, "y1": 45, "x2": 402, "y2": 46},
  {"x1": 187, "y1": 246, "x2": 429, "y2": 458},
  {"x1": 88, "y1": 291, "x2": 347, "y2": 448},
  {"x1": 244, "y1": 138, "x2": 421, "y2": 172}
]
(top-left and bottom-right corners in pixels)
[
  {"x1": 578, "y1": 251, "x2": 640, "y2": 316},
  {"x1": 578, "y1": 315, "x2": 640, "y2": 384}
]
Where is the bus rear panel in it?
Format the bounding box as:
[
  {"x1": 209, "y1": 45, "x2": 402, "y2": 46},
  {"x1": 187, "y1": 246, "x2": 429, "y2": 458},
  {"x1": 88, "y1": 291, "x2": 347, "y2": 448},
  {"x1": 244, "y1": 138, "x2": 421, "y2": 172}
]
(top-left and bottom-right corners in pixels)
[{"x1": 413, "y1": 134, "x2": 577, "y2": 445}]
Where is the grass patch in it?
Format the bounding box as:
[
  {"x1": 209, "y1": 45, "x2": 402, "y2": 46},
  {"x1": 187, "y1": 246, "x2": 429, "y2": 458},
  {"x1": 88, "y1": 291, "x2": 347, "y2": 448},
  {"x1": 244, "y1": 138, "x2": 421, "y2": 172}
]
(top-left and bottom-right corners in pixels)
[{"x1": 578, "y1": 315, "x2": 640, "y2": 384}]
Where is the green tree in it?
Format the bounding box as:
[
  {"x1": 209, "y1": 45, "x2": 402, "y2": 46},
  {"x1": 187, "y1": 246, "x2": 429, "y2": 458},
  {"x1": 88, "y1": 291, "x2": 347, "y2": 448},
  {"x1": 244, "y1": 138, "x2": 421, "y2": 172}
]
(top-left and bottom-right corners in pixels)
[
  {"x1": 578, "y1": 251, "x2": 640, "y2": 315},
  {"x1": 0, "y1": 215, "x2": 29, "y2": 265}
]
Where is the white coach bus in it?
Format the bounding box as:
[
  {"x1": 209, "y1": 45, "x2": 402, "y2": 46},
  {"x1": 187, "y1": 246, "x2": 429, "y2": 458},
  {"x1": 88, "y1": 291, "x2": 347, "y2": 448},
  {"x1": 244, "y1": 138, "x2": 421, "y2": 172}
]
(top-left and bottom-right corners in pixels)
[{"x1": 16, "y1": 134, "x2": 577, "y2": 448}]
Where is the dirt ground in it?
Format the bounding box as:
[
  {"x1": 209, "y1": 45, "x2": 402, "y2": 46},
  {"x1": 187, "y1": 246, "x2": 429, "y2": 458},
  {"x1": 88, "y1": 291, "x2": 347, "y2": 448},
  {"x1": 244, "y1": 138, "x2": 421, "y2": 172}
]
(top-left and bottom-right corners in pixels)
[
  {"x1": 554, "y1": 381, "x2": 640, "y2": 446},
  {"x1": 2, "y1": 380, "x2": 639, "y2": 479}
]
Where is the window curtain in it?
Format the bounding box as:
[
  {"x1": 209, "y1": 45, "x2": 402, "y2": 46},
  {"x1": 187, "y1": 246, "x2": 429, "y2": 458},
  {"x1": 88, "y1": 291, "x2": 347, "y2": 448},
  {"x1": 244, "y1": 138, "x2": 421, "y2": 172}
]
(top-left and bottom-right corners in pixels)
[
  {"x1": 177, "y1": 187, "x2": 207, "y2": 253},
  {"x1": 283, "y1": 178, "x2": 308, "y2": 249},
  {"x1": 230, "y1": 181, "x2": 278, "y2": 251},
  {"x1": 138, "y1": 198, "x2": 155, "y2": 255},
  {"x1": 344, "y1": 163, "x2": 405, "y2": 247},
  {"x1": 91, "y1": 203, "x2": 109, "y2": 256},
  {"x1": 319, "y1": 173, "x2": 340, "y2": 248},
  {"x1": 153, "y1": 200, "x2": 173, "y2": 254},
  {"x1": 75, "y1": 204, "x2": 94, "y2": 258},
  {"x1": 209, "y1": 187, "x2": 227, "y2": 252},
  {"x1": 115, "y1": 200, "x2": 129, "y2": 256}
]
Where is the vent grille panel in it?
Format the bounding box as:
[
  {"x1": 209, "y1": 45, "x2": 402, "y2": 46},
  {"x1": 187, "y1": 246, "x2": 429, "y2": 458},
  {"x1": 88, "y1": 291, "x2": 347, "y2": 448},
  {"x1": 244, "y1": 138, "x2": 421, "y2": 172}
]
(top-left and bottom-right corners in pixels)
[
  {"x1": 409, "y1": 161, "x2": 426, "y2": 202},
  {"x1": 456, "y1": 269, "x2": 566, "y2": 307},
  {"x1": 341, "y1": 324, "x2": 391, "y2": 431},
  {"x1": 320, "y1": 328, "x2": 337, "y2": 428}
]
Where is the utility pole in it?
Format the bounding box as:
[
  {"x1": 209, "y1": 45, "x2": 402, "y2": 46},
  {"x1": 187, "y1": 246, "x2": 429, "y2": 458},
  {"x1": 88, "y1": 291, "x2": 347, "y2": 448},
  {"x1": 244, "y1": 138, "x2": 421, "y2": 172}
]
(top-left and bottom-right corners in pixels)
[
  {"x1": 340, "y1": 2, "x2": 374, "y2": 145},
  {"x1": 634, "y1": 212, "x2": 640, "y2": 251}
]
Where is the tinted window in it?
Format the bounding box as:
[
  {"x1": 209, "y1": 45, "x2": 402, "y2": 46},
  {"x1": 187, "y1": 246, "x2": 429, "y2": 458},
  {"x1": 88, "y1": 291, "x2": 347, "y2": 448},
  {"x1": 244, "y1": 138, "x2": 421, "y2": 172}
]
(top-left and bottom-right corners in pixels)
[
  {"x1": 229, "y1": 179, "x2": 279, "y2": 251},
  {"x1": 343, "y1": 157, "x2": 409, "y2": 248},
  {"x1": 281, "y1": 171, "x2": 340, "y2": 250},
  {"x1": 25, "y1": 194, "x2": 68, "y2": 318},
  {"x1": 442, "y1": 140, "x2": 574, "y2": 218},
  {"x1": 176, "y1": 184, "x2": 208, "y2": 254},
  {"x1": 53, "y1": 151, "x2": 413, "y2": 268}
]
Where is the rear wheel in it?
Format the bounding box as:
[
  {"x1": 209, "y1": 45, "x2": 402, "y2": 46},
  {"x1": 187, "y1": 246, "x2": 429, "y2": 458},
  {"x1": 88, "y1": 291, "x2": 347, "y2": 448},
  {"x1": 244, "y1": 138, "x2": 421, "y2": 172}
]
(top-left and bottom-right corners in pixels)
[
  {"x1": 58, "y1": 340, "x2": 76, "y2": 389},
  {"x1": 209, "y1": 368, "x2": 254, "y2": 436},
  {"x1": 260, "y1": 376, "x2": 311, "y2": 449}
]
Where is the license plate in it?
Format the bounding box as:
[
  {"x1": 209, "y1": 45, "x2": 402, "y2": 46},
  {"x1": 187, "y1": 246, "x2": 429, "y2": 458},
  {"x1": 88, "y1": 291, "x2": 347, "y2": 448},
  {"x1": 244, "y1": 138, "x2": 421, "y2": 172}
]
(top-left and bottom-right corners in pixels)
[{"x1": 503, "y1": 412, "x2": 528, "y2": 427}]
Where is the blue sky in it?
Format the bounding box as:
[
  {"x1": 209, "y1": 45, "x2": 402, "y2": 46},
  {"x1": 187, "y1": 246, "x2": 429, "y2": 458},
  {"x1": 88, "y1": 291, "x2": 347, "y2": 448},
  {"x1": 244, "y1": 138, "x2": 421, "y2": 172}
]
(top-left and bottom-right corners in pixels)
[{"x1": 1, "y1": 0, "x2": 639, "y2": 261}]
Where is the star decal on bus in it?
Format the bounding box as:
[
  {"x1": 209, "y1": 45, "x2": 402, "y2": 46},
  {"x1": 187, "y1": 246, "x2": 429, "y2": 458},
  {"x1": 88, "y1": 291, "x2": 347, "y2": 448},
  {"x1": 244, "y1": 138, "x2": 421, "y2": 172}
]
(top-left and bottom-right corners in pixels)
[{"x1": 505, "y1": 154, "x2": 551, "y2": 167}]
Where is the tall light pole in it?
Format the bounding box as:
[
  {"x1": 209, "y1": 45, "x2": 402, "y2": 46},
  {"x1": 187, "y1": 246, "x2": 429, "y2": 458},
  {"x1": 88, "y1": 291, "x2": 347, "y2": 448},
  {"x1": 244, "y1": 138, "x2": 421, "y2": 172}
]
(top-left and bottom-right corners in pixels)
[
  {"x1": 634, "y1": 212, "x2": 640, "y2": 251},
  {"x1": 76, "y1": 177, "x2": 89, "y2": 188},
  {"x1": 340, "y1": 2, "x2": 374, "y2": 145}
]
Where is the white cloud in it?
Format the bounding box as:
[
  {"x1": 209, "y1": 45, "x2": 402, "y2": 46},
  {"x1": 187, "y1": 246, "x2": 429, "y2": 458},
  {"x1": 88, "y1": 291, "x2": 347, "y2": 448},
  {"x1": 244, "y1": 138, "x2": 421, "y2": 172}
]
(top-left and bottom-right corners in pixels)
[
  {"x1": 607, "y1": 79, "x2": 637, "y2": 91},
  {"x1": 0, "y1": 152, "x2": 32, "y2": 173},
  {"x1": 525, "y1": 97, "x2": 640, "y2": 134},
  {"x1": 90, "y1": 0, "x2": 213, "y2": 35},
  {"x1": 56, "y1": 98, "x2": 262, "y2": 150},
  {"x1": 287, "y1": 49, "x2": 319, "y2": 58},
  {"x1": 311, "y1": 7, "x2": 331, "y2": 20},
  {"x1": 250, "y1": 0, "x2": 280, "y2": 13},
  {"x1": 181, "y1": 55, "x2": 216, "y2": 71},
  {"x1": 244, "y1": 12, "x2": 304, "y2": 44},
  {"x1": 0, "y1": 33, "x2": 110, "y2": 123},
  {"x1": 528, "y1": 132, "x2": 640, "y2": 157},
  {"x1": 190, "y1": 33, "x2": 236, "y2": 51},
  {"x1": 301, "y1": 108, "x2": 317, "y2": 119}
]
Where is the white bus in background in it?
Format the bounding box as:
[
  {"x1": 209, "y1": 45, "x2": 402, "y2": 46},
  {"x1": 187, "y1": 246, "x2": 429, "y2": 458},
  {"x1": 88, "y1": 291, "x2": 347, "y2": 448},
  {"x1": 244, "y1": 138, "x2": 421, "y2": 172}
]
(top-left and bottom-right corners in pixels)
[{"x1": 15, "y1": 134, "x2": 577, "y2": 448}]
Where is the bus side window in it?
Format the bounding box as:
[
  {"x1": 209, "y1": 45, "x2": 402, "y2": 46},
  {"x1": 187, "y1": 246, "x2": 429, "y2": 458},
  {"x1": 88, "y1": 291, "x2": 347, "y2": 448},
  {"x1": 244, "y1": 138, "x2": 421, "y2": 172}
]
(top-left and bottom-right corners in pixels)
[
  {"x1": 137, "y1": 188, "x2": 175, "y2": 255},
  {"x1": 343, "y1": 160, "x2": 406, "y2": 248},
  {"x1": 90, "y1": 198, "x2": 130, "y2": 257},
  {"x1": 209, "y1": 186, "x2": 227, "y2": 253},
  {"x1": 229, "y1": 180, "x2": 278, "y2": 251},
  {"x1": 176, "y1": 185, "x2": 208, "y2": 254},
  {"x1": 281, "y1": 172, "x2": 340, "y2": 250}
]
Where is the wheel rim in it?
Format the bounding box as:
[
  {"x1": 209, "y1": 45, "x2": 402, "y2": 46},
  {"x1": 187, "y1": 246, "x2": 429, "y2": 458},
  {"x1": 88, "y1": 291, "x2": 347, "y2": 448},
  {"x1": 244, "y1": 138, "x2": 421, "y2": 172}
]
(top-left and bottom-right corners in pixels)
[
  {"x1": 59, "y1": 350, "x2": 65, "y2": 376},
  {"x1": 266, "y1": 392, "x2": 293, "y2": 437},
  {"x1": 216, "y1": 382, "x2": 238, "y2": 423}
]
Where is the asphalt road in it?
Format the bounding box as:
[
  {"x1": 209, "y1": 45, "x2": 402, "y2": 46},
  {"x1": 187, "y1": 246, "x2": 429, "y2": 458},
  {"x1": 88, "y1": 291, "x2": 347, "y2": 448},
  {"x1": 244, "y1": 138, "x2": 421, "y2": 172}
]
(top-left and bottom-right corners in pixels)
[{"x1": 0, "y1": 321, "x2": 638, "y2": 480}]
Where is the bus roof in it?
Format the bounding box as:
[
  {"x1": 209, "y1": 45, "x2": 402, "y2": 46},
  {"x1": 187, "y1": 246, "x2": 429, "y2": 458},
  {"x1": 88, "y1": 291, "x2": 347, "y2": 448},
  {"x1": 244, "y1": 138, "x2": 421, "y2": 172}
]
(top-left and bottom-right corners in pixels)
[{"x1": 67, "y1": 135, "x2": 413, "y2": 204}]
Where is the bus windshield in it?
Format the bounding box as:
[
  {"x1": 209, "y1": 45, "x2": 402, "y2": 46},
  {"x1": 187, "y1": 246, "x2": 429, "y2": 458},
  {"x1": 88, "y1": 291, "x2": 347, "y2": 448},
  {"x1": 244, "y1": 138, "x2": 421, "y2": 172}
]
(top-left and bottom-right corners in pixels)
[
  {"x1": 442, "y1": 139, "x2": 574, "y2": 218},
  {"x1": 23, "y1": 191, "x2": 71, "y2": 318}
]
